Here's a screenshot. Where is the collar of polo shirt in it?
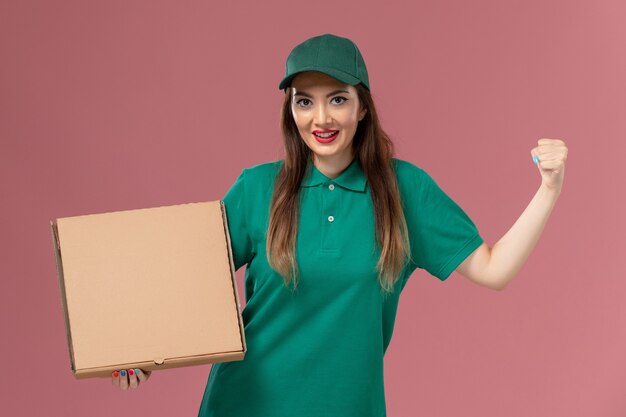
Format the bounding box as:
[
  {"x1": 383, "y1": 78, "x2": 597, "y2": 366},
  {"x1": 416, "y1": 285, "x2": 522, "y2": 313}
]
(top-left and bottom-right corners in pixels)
[{"x1": 300, "y1": 157, "x2": 367, "y2": 192}]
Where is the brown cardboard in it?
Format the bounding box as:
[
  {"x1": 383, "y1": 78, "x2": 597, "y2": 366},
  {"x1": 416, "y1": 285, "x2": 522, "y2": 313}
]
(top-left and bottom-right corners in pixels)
[{"x1": 50, "y1": 200, "x2": 246, "y2": 379}]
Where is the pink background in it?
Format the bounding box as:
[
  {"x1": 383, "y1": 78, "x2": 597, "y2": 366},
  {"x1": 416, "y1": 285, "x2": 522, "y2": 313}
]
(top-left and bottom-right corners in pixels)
[{"x1": 1, "y1": 0, "x2": 625, "y2": 415}]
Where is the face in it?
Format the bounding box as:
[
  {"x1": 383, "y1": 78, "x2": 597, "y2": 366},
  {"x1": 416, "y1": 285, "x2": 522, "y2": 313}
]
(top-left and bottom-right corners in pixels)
[{"x1": 290, "y1": 71, "x2": 367, "y2": 167}]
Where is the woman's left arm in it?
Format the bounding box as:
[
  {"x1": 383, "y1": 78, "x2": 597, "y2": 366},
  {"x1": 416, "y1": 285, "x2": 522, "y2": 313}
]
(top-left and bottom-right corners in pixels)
[{"x1": 456, "y1": 138, "x2": 568, "y2": 291}]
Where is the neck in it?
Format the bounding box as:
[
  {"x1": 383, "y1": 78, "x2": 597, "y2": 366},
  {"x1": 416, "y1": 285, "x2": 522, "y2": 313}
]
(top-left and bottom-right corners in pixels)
[{"x1": 312, "y1": 151, "x2": 354, "y2": 180}]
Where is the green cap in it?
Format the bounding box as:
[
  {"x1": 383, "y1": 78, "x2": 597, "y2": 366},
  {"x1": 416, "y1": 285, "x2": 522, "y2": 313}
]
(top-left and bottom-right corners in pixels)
[{"x1": 278, "y1": 33, "x2": 370, "y2": 92}]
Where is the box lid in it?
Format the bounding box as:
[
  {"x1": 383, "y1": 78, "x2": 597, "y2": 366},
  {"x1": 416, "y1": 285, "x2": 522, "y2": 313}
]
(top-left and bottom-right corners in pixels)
[{"x1": 50, "y1": 200, "x2": 245, "y2": 376}]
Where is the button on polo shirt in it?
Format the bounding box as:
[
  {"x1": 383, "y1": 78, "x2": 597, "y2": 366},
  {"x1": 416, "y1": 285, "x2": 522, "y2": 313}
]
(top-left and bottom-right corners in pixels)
[
  {"x1": 199, "y1": 157, "x2": 484, "y2": 417},
  {"x1": 297, "y1": 156, "x2": 369, "y2": 255}
]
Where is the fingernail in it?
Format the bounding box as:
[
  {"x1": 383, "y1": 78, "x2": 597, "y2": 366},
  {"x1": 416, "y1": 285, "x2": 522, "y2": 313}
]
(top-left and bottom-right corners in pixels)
[
  {"x1": 129, "y1": 369, "x2": 134, "y2": 376},
  {"x1": 135, "y1": 368, "x2": 140, "y2": 374},
  {"x1": 533, "y1": 155, "x2": 540, "y2": 164},
  {"x1": 112, "y1": 371, "x2": 119, "y2": 378},
  {"x1": 120, "y1": 370, "x2": 126, "y2": 377}
]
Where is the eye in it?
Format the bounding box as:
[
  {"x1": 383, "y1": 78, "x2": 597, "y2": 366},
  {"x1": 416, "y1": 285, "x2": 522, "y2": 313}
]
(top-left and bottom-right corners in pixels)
[
  {"x1": 331, "y1": 96, "x2": 348, "y2": 105},
  {"x1": 295, "y1": 98, "x2": 312, "y2": 108}
]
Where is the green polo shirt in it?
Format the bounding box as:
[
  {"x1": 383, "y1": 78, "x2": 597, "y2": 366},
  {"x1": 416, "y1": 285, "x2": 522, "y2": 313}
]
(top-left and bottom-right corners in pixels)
[{"x1": 199, "y1": 157, "x2": 484, "y2": 417}]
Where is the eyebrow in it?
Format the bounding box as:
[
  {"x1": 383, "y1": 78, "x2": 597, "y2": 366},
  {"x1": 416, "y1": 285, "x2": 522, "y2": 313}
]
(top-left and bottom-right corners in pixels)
[{"x1": 293, "y1": 89, "x2": 351, "y2": 98}]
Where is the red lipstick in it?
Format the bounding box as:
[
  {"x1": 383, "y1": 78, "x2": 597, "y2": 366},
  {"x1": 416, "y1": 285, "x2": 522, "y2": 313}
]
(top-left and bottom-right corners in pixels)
[{"x1": 312, "y1": 129, "x2": 339, "y2": 144}]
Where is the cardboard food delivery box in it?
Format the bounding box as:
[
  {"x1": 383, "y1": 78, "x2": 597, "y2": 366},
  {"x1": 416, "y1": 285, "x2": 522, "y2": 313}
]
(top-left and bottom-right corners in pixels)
[{"x1": 50, "y1": 200, "x2": 246, "y2": 379}]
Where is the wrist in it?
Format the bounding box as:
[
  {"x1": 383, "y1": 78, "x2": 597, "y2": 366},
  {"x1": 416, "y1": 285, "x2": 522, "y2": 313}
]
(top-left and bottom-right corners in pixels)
[{"x1": 539, "y1": 182, "x2": 562, "y2": 198}]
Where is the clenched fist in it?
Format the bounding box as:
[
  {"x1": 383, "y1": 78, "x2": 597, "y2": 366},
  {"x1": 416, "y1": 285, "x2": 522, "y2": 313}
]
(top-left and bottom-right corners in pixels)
[{"x1": 531, "y1": 138, "x2": 568, "y2": 192}]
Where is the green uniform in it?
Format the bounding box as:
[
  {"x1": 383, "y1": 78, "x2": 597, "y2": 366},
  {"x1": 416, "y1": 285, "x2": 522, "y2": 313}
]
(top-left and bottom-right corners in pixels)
[{"x1": 198, "y1": 157, "x2": 484, "y2": 417}]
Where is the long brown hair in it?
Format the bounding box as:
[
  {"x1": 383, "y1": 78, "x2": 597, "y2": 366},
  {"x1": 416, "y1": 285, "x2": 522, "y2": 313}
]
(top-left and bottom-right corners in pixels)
[{"x1": 266, "y1": 83, "x2": 413, "y2": 294}]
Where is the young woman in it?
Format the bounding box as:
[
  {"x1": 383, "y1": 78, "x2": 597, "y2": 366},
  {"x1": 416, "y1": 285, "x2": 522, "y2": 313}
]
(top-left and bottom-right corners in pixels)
[{"x1": 111, "y1": 34, "x2": 568, "y2": 417}]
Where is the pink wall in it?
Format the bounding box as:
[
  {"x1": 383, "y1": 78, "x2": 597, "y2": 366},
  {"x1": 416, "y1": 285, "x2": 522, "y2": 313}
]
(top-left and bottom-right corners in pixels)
[{"x1": 1, "y1": 0, "x2": 625, "y2": 415}]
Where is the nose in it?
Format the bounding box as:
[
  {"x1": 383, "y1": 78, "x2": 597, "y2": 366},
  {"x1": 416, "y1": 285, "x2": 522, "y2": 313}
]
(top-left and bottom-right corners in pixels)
[{"x1": 314, "y1": 103, "x2": 333, "y2": 126}]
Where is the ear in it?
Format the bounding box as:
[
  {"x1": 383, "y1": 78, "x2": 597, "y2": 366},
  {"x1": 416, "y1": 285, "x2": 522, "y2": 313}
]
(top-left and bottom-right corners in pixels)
[{"x1": 358, "y1": 107, "x2": 367, "y2": 122}]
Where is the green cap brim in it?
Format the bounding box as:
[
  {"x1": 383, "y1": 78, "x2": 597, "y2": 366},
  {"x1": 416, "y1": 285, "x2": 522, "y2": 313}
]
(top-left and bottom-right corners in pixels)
[{"x1": 279, "y1": 66, "x2": 363, "y2": 92}]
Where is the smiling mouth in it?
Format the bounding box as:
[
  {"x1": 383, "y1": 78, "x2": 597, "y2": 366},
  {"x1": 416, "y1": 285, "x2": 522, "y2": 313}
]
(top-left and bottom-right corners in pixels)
[
  {"x1": 313, "y1": 130, "x2": 339, "y2": 138},
  {"x1": 312, "y1": 130, "x2": 339, "y2": 143}
]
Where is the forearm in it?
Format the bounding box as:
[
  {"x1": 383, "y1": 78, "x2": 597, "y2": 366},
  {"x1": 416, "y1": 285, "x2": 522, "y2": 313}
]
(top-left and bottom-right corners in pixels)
[{"x1": 487, "y1": 184, "x2": 561, "y2": 289}]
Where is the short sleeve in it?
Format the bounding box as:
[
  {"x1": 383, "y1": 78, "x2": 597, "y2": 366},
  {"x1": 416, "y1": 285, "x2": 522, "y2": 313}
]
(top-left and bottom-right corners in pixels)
[
  {"x1": 403, "y1": 164, "x2": 484, "y2": 281},
  {"x1": 222, "y1": 169, "x2": 254, "y2": 271}
]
